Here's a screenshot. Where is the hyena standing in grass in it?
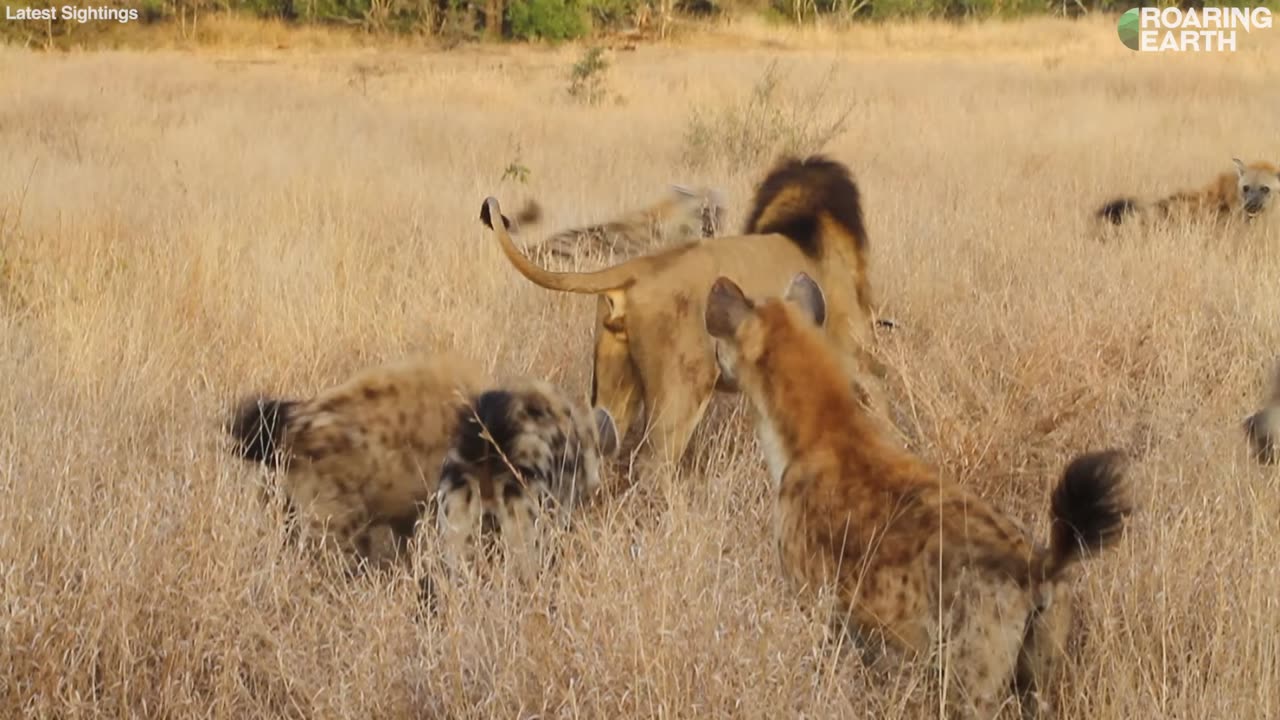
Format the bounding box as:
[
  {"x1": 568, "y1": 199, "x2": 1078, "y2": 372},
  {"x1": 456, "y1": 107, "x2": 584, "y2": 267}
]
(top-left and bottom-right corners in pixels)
[
  {"x1": 704, "y1": 272, "x2": 1135, "y2": 719},
  {"x1": 227, "y1": 353, "x2": 618, "y2": 578}
]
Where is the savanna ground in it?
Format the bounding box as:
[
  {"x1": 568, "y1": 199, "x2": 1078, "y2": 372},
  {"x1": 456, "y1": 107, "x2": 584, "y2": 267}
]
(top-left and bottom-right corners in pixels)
[{"x1": 3, "y1": 16, "x2": 1280, "y2": 718}]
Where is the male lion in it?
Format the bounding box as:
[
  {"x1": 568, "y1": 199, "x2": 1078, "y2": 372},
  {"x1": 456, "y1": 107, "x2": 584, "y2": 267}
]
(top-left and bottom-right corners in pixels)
[
  {"x1": 704, "y1": 271, "x2": 1134, "y2": 720},
  {"x1": 480, "y1": 154, "x2": 884, "y2": 469}
]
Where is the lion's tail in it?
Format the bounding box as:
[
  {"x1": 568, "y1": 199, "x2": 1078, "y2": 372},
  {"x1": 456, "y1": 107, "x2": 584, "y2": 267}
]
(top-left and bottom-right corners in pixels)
[
  {"x1": 480, "y1": 197, "x2": 639, "y2": 295},
  {"x1": 1029, "y1": 449, "x2": 1132, "y2": 586},
  {"x1": 226, "y1": 395, "x2": 298, "y2": 469}
]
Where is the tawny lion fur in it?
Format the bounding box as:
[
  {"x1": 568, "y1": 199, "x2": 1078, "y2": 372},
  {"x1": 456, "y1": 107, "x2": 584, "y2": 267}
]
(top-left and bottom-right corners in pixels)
[
  {"x1": 1097, "y1": 158, "x2": 1280, "y2": 228},
  {"x1": 704, "y1": 272, "x2": 1134, "y2": 720},
  {"x1": 226, "y1": 354, "x2": 617, "y2": 575},
  {"x1": 480, "y1": 155, "x2": 886, "y2": 469}
]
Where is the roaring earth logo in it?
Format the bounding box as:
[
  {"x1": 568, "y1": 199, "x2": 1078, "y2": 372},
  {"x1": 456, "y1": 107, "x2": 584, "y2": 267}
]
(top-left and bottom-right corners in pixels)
[{"x1": 1118, "y1": 6, "x2": 1273, "y2": 52}]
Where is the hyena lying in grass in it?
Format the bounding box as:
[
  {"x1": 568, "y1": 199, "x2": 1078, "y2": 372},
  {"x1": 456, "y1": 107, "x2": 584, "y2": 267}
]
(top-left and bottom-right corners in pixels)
[
  {"x1": 226, "y1": 353, "x2": 618, "y2": 579},
  {"x1": 704, "y1": 272, "x2": 1135, "y2": 719},
  {"x1": 1096, "y1": 157, "x2": 1280, "y2": 228}
]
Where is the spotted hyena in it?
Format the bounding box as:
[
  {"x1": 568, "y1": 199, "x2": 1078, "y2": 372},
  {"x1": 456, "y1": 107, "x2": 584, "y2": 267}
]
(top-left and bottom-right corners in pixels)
[
  {"x1": 226, "y1": 354, "x2": 618, "y2": 577},
  {"x1": 1097, "y1": 157, "x2": 1280, "y2": 227},
  {"x1": 435, "y1": 377, "x2": 619, "y2": 582},
  {"x1": 704, "y1": 272, "x2": 1135, "y2": 719}
]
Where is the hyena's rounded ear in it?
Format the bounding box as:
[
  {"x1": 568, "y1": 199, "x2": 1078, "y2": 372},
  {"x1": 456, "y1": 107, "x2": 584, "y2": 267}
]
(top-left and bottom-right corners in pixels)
[
  {"x1": 1233, "y1": 158, "x2": 1247, "y2": 177},
  {"x1": 592, "y1": 406, "x2": 620, "y2": 457},
  {"x1": 705, "y1": 276, "x2": 751, "y2": 339},
  {"x1": 784, "y1": 272, "x2": 826, "y2": 329}
]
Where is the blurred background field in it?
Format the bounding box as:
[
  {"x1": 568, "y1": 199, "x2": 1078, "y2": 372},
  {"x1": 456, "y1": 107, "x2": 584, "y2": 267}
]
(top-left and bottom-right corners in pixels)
[{"x1": 1, "y1": 16, "x2": 1279, "y2": 719}]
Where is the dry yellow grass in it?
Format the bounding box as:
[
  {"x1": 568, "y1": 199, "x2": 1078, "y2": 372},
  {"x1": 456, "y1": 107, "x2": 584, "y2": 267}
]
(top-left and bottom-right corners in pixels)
[{"x1": 3, "y1": 17, "x2": 1280, "y2": 718}]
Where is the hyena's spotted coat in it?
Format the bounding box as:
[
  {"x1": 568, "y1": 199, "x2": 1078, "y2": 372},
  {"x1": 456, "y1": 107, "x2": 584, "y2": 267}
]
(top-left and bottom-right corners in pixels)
[
  {"x1": 435, "y1": 378, "x2": 619, "y2": 581},
  {"x1": 227, "y1": 354, "x2": 618, "y2": 576},
  {"x1": 1097, "y1": 157, "x2": 1280, "y2": 227},
  {"x1": 705, "y1": 272, "x2": 1134, "y2": 720},
  {"x1": 228, "y1": 354, "x2": 489, "y2": 570}
]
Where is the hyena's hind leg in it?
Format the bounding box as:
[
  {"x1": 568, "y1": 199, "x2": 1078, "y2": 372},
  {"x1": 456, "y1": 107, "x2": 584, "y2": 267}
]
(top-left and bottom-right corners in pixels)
[
  {"x1": 938, "y1": 572, "x2": 1034, "y2": 720},
  {"x1": 1012, "y1": 581, "x2": 1078, "y2": 720},
  {"x1": 355, "y1": 509, "x2": 424, "y2": 573},
  {"x1": 285, "y1": 474, "x2": 385, "y2": 575}
]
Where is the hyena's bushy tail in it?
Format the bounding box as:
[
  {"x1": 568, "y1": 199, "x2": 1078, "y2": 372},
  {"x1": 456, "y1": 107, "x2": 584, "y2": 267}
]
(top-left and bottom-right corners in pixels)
[
  {"x1": 227, "y1": 396, "x2": 298, "y2": 468},
  {"x1": 1032, "y1": 449, "x2": 1133, "y2": 584},
  {"x1": 1096, "y1": 198, "x2": 1141, "y2": 225}
]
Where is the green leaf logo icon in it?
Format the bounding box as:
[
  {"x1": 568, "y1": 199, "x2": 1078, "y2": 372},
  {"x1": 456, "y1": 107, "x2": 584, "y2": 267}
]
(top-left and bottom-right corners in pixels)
[{"x1": 1118, "y1": 8, "x2": 1142, "y2": 51}]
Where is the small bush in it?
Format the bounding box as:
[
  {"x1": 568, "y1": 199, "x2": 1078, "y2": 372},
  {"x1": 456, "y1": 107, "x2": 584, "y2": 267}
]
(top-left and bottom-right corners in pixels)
[
  {"x1": 566, "y1": 46, "x2": 611, "y2": 105},
  {"x1": 502, "y1": 160, "x2": 532, "y2": 184},
  {"x1": 681, "y1": 60, "x2": 855, "y2": 172},
  {"x1": 508, "y1": 0, "x2": 588, "y2": 40}
]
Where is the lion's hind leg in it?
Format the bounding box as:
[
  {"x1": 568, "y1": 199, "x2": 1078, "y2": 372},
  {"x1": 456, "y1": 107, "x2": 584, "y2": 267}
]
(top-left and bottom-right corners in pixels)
[{"x1": 635, "y1": 350, "x2": 718, "y2": 473}]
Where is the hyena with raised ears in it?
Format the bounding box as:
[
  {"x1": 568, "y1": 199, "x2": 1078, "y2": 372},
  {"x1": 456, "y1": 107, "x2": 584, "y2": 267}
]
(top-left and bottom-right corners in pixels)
[
  {"x1": 704, "y1": 272, "x2": 1135, "y2": 720},
  {"x1": 1097, "y1": 157, "x2": 1280, "y2": 227}
]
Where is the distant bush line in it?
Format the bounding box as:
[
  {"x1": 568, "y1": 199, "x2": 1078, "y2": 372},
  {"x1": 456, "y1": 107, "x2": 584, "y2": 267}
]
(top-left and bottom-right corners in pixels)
[{"x1": 5, "y1": 0, "x2": 1276, "y2": 45}]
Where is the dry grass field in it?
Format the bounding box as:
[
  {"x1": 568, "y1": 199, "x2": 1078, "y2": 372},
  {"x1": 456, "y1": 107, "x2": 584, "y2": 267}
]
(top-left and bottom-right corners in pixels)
[{"x1": 3, "y1": 17, "x2": 1280, "y2": 718}]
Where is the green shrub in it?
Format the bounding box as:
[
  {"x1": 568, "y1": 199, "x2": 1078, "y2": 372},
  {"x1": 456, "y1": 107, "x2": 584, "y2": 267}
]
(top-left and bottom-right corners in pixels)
[
  {"x1": 566, "y1": 46, "x2": 611, "y2": 104},
  {"x1": 508, "y1": 0, "x2": 588, "y2": 40}
]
